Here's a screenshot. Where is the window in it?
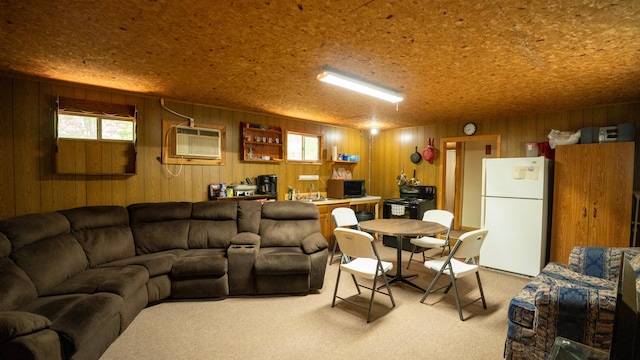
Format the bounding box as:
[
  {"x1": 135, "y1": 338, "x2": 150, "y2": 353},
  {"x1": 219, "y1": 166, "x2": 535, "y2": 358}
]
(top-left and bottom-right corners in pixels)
[
  {"x1": 286, "y1": 131, "x2": 322, "y2": 163},
  {"x1": 57, "y1": 114, "x2": 134, "y2": 141},
  {"x1": 55, "y1": 97, "x2": 137, "y2": 175}
]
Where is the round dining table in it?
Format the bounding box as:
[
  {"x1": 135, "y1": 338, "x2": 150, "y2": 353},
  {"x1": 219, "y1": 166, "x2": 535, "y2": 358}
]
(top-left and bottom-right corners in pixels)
[{"x1": 358, "y1": 218, "x2": 447, "y2": 291}]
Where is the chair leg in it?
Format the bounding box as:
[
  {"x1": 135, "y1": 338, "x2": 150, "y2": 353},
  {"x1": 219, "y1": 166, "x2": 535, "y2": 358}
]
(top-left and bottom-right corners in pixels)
[
  {"x1": 330, "y1": 240, "x2": 339, "y2": 265},
  {"x1": 352, "y1": 274, "x2": 361, "y2": 294},
  {"x1": 420, "y1": 268, "x2": 445, "y2": 303},
  {"x1": 332, "y1": 268, "x2": 342, "y2": 307},
  {"x1": 407, "y1": 245, "x2": 416, "y2": 269},
  {"x1": 448, "y1": 272, "x2": 465, "y2": 321},
  {"x1": 475, "y1": 271, "x2": 487, "y2": 309},
  {"x1": 367, "y1": 272, "x2": 378, "y2": 323},
  {"x1": 380, "y1": 264, "x2": 396, "y2": 307}
]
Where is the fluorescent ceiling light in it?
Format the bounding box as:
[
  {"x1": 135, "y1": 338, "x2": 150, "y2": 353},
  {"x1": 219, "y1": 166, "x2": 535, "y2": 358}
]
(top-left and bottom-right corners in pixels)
[{"x1": 317, "y1": 71, "x2": 403, "y2": 103}]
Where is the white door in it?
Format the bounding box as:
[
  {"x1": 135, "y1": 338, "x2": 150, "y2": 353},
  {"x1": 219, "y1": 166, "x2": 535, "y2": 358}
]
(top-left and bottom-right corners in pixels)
[{"x1": 480, "y1": 196, "x2": 546, "y2": 277}]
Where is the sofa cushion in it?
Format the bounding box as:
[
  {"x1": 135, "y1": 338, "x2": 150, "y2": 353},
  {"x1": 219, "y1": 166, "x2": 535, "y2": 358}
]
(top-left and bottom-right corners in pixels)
[
  {"x1": 0, "y1": 233, "x2": 10, "y2": 258},
  {"x1": 128, "y1": 202, "x2": 192, "y2": 254},
  {"x1": 59, "y1": 206, "x2": 135, "y2": 267},
  {"x1": 189, "y1": 201, "x2": 238, "y2": 248},
  {"x1": 0, "y1": 212, "x2": 70, "y2": 250},
  {"x1": 237, "y1": 201, "x2": 262, "y2": 234},
  {"x1": 0, "y1": 311, "x2": 51, "y2": 342},
  {"x1": 11, "y1": 233, "x2": 88, "y2": 296},
  {"x1": 254, "y1": 247, "x2": 310, "y2": 275},
  {"x1": 22, "y1": 293, "x2": 123, "y2": 355},
  {"x1": 568, "y1": 246, "x2": 640, "y2": 282},
  {"x1": 0, "y1": 258, "x2": 38, "y2": 311},
  {"x1": 43, "y1": 266, "x2": 149, "y2": 300},
  {"x1": 99, "y1": 251, "x2": 180, "y2": 277},
  {"x1": 172, "y1": 249, "x2": 227, "y2": 278},
  {"x1": 540, "y1": 262, "x2": 615, "y2": 290},
  {"x1": 259, "y1": 202, "x2": 321, "y2": 248}
]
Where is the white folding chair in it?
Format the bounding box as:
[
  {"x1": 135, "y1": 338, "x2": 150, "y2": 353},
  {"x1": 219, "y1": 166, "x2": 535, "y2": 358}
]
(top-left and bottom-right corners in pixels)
[
  {"x1": 406, "y1": 210, "x2": 454, "y2": 269},
  {"x1": 330, "y1": 207, "x2": 360, "y2": 265},
  {"x1": 332, "y1": 228, "x2": 396, "y2": 323},
  {"x1": 420, "y1": 229, "x2": 489, "y2": 321}
]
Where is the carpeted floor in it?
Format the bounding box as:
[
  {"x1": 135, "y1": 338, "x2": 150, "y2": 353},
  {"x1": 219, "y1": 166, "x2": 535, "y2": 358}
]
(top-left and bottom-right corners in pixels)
[{"x1": 100, "y1": 246, "x2": 529, "y2": 360}]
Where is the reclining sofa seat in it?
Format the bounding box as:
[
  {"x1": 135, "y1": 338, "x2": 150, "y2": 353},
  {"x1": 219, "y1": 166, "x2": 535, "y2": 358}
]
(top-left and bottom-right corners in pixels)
[{"x1": 255, "y1": 201, "x2": 328, "y2": 294}]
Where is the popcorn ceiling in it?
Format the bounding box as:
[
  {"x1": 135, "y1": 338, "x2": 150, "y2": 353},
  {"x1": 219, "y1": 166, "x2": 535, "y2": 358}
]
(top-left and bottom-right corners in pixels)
[{"x1": 0, "y1": 1, "x2": 638, "y2": 129}]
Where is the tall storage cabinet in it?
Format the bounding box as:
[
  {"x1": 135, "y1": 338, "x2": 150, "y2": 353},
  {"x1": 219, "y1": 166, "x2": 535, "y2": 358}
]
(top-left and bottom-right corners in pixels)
[{"x1": 550, "y1": 142, "x2": 635, "y2": 263}]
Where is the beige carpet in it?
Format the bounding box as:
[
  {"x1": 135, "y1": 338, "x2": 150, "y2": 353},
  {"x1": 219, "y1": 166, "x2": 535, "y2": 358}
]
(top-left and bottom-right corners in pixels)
[{"x1": 101, "y1": 246, "x2": 529, "y2": 360}]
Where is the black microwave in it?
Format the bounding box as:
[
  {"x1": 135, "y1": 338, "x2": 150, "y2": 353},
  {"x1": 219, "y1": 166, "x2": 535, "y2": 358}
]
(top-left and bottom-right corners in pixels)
[{"x1": 327, "y1": 179, "x2": 366, "y2": 199}]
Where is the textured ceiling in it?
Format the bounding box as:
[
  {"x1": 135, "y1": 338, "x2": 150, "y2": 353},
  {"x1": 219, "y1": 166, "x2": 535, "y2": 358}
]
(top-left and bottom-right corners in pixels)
[{"x1": 1, "y1": 1, "x2": 639, "y2": 130}]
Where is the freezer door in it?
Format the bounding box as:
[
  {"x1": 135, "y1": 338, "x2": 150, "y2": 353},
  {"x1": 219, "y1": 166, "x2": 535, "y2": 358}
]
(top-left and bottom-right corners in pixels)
[
  {"x1": 480, "y1": 196, "x2": 547, "y2": 277},
  {"x1": 482, "y1": 156, "x2": 548, "y2": 199}
]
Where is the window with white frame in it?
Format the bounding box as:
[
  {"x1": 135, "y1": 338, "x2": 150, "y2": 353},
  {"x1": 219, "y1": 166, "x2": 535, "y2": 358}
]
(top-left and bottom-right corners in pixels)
[{"x1": 286, "y1": 131, "x2": 322, "y2": 163}]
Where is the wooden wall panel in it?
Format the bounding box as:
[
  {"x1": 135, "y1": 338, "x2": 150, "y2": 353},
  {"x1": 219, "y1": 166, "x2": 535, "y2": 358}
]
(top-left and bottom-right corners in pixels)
[
  {"x1": 0, "y1": 77, "x2": 15, "y2": 217},
  {"x1": 1, "y1": 73, "x2": 640, "y2": 220}
]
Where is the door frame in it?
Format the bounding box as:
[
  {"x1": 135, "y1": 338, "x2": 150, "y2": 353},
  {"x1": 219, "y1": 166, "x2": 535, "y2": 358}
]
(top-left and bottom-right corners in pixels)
[{"x1": 438, "y1": 134, "x2": 501, "y2": 230}]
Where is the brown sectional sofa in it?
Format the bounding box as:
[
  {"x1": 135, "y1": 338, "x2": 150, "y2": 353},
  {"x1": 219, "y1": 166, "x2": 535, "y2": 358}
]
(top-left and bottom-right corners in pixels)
[{"x1": 0, "y1": 200, "x2": 328, "y2": 360}]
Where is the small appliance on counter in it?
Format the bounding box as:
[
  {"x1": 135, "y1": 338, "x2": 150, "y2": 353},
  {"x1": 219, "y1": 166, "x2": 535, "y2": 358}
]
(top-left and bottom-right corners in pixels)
[
  {"x1": 256, "y1": 174, "x2": 277, "y2": 195},
  {"x1": 327, "y1": 179, "x2": 366, "y2": 198},
  {"x1": 230, "y1": 184, "x2": 257, "y2": 196}
]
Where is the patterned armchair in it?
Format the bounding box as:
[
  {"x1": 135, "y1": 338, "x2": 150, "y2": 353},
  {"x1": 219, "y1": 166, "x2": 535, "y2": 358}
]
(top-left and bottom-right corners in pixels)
[{"x1": 504, "y1": 246, "x2": 640, "y2": 359}]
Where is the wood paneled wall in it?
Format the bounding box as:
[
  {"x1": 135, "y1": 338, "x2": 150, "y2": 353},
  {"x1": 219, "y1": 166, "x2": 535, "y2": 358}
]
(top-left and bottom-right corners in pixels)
[
  {"x1": 0, "y1": 75, "x2": 367, "y2": 219},
  {"x1": 369, "y1": 104, "x2": 640, "y2": 201},
  {"x1": 1, "y1": 73, "x2": 639, "y2": 220}
]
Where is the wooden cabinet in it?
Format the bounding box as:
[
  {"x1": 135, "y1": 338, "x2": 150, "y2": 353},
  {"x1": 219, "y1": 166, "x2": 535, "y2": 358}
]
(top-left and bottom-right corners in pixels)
[
  {"x1": 316, "y1": 202, "x2": 350, "y2": 250},
  {"x1": 550, "y1": 142, "x2": 635, "y2": 263},
  {"x1": 240, "y1": 122, "x2": 283, "y2": 162}
]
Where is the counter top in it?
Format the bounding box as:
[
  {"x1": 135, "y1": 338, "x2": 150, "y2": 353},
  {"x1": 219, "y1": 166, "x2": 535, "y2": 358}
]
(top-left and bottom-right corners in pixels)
[{"x1": 295, "y1": 196, "x2": 381, "y2": 206}]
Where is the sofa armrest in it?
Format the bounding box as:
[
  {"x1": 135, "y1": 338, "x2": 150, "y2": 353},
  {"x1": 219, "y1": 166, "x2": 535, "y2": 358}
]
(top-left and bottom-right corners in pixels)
[
  {"x1": 301, "y1": 232, "x2": 328, "y2": 254},
  {"x1": 533, "y1": 284, "x2": 616, "y2": 352},
  {"x1": 0, "y1": 311, "x2": 51, "y2": 343},
  {"x1": 568, "y1": 247, "x2": 640, "y2": 281},
  {"x1": 230, "y1": 232, "x2": 261, "y2": 247}
]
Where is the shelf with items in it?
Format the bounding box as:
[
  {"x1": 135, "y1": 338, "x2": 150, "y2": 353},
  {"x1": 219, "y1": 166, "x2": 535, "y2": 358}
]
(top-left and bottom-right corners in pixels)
[
  {"x1": 327, "y1": 160, "x2": 358, "y2": 166},
  {"x1": 241, "y1": 122, "x2": 283, "y2": 162}
]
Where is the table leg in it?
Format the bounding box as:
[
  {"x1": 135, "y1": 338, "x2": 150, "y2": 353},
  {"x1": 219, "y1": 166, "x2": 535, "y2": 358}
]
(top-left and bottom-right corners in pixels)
[{"x1": 382, "y1": 235, "x2": 425, "y2": 291}]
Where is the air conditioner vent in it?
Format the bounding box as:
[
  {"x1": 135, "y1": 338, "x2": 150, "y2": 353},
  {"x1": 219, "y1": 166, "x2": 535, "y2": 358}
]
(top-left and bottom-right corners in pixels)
[{"x1": 172, "y1": 126, "x2": 221, "y2": 159}]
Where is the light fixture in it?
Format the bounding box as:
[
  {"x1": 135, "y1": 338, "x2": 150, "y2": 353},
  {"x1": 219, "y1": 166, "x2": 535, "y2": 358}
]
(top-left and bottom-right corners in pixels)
[{"x1": 317, "y1": 71, "x2": 403, "y2": 103}]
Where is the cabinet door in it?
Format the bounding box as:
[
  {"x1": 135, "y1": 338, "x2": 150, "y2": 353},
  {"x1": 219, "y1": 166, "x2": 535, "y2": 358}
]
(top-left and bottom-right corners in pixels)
[
  {"x1": 589, "y1": 142, "x2": 634, "y2": 248},
  {"x1": 551, "y1": 142, "x2": 634, "y2": 263},
  {"x1": 551, "y1": 144, "x2": 592, "y2": 262}
]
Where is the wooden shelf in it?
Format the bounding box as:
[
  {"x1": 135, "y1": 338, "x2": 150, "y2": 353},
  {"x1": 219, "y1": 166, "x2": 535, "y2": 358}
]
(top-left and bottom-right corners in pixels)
[
  {"x1": 327, "y1": 160, "x2": 358, "y2": 165},
  {"x1": 241, "y1": 122, "x2": 283, "y2": 162}
]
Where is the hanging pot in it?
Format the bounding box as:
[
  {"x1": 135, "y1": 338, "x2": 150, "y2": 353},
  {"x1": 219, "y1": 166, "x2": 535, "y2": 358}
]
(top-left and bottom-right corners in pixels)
[
  {"x1": 408, "y1": 169, "x2": 420, "y2": 186},
  {"x1": 422, "y1": 138, "x2": 438, "y2": 164},
  {"x1": 410, "y1": 146, "x2": 422, "y2": 164},
  {"x1": 396, "y1": 165, "x2": 407, "y2": 186}
]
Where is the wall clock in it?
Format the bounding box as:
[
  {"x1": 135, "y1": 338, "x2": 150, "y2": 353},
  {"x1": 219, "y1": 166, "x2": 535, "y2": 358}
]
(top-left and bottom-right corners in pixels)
[{"x1": 463, "y1": 122, "x2": 477, "y2": 136}]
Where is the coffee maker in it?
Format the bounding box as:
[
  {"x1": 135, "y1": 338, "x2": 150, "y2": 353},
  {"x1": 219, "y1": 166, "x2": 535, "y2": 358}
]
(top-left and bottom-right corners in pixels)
[{"x1": 256, "y1": 174, "x2": 277, "y2": 195}]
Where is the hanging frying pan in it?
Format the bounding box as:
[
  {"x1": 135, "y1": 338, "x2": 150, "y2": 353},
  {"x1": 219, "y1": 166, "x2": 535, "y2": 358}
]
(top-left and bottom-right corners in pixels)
[
  {"x1": 396, "y1": 165, "x2": 407, "y2": 186},
  {"x1": 410, "y1": 146, "x2": 422, "y2": 164}
]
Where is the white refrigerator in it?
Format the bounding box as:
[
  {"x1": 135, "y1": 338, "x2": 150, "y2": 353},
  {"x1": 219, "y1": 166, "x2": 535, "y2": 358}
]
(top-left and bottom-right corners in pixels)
[{"x1": 480, "y1": 156, "x2": 550, "y2": 277}]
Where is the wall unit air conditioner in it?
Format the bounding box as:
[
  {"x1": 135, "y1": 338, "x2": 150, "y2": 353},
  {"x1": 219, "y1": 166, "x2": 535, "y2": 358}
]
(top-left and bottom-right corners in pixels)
[{"x1": 172, "y1": 126, "x2": 221, "y2": 159}]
